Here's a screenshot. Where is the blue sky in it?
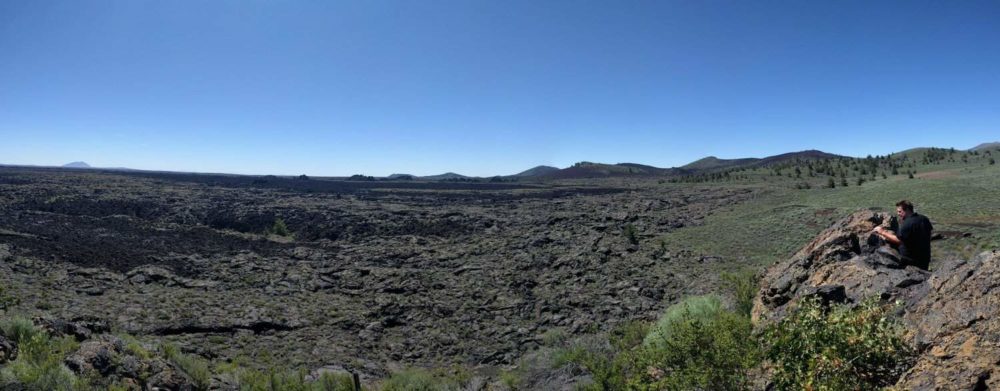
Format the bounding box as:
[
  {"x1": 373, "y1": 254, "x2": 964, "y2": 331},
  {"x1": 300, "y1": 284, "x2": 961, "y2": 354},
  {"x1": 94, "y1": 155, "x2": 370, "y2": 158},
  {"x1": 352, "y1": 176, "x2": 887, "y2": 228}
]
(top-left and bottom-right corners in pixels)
[{"x1": 2, "y1": 1, "x2": 999, "y2": 176}]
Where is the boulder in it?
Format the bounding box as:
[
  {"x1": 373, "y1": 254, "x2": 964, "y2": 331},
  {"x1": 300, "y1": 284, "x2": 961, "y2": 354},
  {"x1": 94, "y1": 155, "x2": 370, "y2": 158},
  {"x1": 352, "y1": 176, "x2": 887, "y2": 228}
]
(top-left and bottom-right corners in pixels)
[
  {"x1": 0, "y1": 334, "x2": 16, "y2": 364},
  {"x1": 126, "y1": 265, "x2": 178, "y2": 285},
  {"x1": 36, "y1": 315, "x2": 111, "y2": 341},
  {"x1": 65, "y1": 335, "x2": 124, "y2": 376},
  {"x1": 145, "y1": 358, "x2": 196, "y2": 391}
]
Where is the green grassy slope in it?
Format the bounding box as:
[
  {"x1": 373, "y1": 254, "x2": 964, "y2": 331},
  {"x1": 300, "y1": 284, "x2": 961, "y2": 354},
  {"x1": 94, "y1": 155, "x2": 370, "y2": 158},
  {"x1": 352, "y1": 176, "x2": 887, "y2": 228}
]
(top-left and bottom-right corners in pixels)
[{"x1": 660, "y1": 149, "x2": 1000, "y2": 269}]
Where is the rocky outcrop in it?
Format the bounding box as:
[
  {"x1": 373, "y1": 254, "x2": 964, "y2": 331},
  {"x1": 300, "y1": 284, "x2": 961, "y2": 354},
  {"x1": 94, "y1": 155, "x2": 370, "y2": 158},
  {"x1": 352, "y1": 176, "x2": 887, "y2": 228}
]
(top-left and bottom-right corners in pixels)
[
  {"x1": 896, "y1": 251, "x2": 1000, "y2": 390},
  {"x1": 126, "y1": 265, "x2": 217, "y2": 288},
  {"x1": 36, "y1": 316, "x2": 111, "y2": 342},
  {"x1": 62, "y1": 333, "x2": 196, "y2": 390},
  {"x1": 754, "y1": 210, "x2": 1000, "y2": 390},
  {"x1": 64, "y1": 335, "x2": 126, "y2": 376},
  {"x1": 0, "y1": 334, "x2": 15, "y2": 364}
]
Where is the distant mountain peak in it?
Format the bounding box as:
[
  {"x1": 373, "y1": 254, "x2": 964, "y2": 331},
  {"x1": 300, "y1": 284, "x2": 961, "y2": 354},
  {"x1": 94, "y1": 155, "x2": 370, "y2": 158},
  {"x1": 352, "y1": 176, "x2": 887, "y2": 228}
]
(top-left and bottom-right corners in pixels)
[
  {"x1": 681, "y1": 156, "x2": 758, "y2": 170},
  {"x1": 515, "y1": 165, "x2": 560, "y2": 177},
  {"x1": 63, "y1": 161, "x2": 91, "y2": 168}
]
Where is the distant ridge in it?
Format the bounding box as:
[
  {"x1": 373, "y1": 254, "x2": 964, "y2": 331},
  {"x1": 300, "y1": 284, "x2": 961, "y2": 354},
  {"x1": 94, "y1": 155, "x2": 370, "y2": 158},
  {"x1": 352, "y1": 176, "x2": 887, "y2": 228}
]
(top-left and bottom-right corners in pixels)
[
  {"x1": 616, "y1": 163, "x2": 666, "y2": 172},
  {"x1": 514, "y1": 165, "x2": 560, "y2": 177},
  {"x1": 541, "y1": 162, "x2": 672, "y2": 179},
  {"x1": 62, "y1": 161, "x2": 91, "y2": 168},
  {"x1": 970, "y1": 142, "x2": 1000, "y2": 151},
  {"x1": 680, "y1": 156, "x2": 759, "y2": 170},
  {"x1": 756, "y1": 150, "x2": 844, "y2": 165},
  {"x1": 680, "y1": 150, "x2": 845, "y2": 171},
  {"x1": 421, "y1": 172, "x2": 469, "y2": 180}
]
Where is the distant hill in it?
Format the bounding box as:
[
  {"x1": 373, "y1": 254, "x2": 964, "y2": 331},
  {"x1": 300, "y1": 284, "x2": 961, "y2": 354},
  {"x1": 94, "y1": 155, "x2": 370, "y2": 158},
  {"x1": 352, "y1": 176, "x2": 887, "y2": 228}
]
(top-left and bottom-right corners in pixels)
[
  {"x1": 63, "y1": 161, "x2": 91, "y2": 168},
  {"x1": 514, "y1": 165, "x2": 560, "y2": 177},
  {"x1": 616, "y1": 163, "x2": 668, "y2": 173},
  {"x1": 681, "y1": 156, "x2": 759, "y2": 170},
  {"x1": 970, "y1": 142, "x2": 1000, "y2": 151},
  {"x1": 678, "y1": 150, "x2": 845, "y2": 173},
  {"x1": 891, "y1": 147, "x2": 934, "y2": 159},
  {"x1": 543, "y1": 162, "x2": 671, "y2": 179},
  {"x1": 756, "y1": 150, "x2": 844, "y2": 165},
  {"x1": 421, "y1": 172, "x2": 470, "y2": 180}
]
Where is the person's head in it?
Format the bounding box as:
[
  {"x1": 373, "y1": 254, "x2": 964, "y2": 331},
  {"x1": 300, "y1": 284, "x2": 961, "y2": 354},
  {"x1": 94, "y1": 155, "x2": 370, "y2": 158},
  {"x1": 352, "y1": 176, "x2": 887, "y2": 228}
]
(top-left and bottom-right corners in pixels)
[{"x1": 896, "y1": 200, "x2": 915, "y2": 220}]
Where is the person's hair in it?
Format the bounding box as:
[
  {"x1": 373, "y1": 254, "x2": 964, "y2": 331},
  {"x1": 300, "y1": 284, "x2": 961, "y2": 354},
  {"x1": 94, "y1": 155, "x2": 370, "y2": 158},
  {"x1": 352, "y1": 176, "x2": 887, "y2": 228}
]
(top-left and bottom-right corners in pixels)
[{"x1": 896, "y1": 200, "x2": 914, "y2": 212}]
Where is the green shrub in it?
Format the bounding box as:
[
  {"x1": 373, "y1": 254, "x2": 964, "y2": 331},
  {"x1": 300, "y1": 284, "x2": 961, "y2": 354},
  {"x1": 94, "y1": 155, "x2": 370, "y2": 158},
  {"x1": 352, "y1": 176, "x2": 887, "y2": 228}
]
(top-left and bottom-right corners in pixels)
[
  {"x1": 380, "y1": 367, "x2": 471, "y2": 391},
  {"x1": 213, "y1": 358, "x2": 357, "y2": 391},
  {"x1": 540, "y1": 328, "x2": 568, "y2": 347},
  {"x1": 270, "y1": 218, "x2": 291, "y2": 237},
  {"x1": 547, "y1": 292, "x2": 914, "y2": 390},
  {"x1": 551, "y1": 340, "x2": 628, "y2": 391},
  {"x1": 0, "y1": 318, "x2": 80, "y2": 390},
  {"x1": 721, "y1": 271, "x2": 759, "y2": 318},
  {"x1": 117, "y1": 333, "x2": 153, "y2": 360},
  {"x1": 0, "y1": 357, "x2": 78, "y2": 390},
  {"x1": 763, "y1": 296, "x2": 915, "y2": 390},
  {"x1": 0, "y1": 285, "x2": 18, "y2": 312},
  {"x1": 550, "y1": 322, "x2": 648, "y2": 391},
  {"x1": 107, "y1": 381, "x2": 133, "y2": 391},
  {"x1": 163, "y1": 343, "x2": 211, "y2": 390},
  {"x1": 554, "y1": 305, "x2": 759, "y2": 390},
  {"x1": 623, "y1": 224, "x2": 639, "y2": 245},
  {"x1": 381, "y1": 368, "x2": 438, "y2": 391},
  {"x1": 0, "y1": 316, "x2": 40, "y2": 343},
  {"x1": 609, "y1": 321, "x2": 649, "y2": 353},
  {"x1": 314, "y1": 373, "x2": 356, "y2": 391},
  {"x1": 499, "y1": 370, "x2": 521, "y2": 390},
  {"x1": 643, "y1": 295, "x2": 722, "y2": 348},
  {"x1": 236, "y1": 367, "x2": 355, "y2": 391},
  {"x1": 635, "y1": 296, "x2": 760, "y2": 390}
]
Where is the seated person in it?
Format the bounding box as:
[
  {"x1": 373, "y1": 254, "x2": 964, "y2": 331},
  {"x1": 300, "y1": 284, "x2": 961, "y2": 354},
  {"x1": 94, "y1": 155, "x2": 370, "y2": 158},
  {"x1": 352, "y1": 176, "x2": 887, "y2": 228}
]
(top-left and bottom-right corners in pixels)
[{"x1": 872, "y1": 200, "x2": 933, "y2": 270}]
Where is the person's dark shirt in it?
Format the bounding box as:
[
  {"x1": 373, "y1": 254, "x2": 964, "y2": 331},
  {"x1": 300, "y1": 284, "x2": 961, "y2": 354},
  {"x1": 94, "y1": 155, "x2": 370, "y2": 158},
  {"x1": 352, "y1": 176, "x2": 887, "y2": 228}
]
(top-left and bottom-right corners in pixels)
[{"x1": 896, "y1": 212, "x2": 933, "y2": 269}]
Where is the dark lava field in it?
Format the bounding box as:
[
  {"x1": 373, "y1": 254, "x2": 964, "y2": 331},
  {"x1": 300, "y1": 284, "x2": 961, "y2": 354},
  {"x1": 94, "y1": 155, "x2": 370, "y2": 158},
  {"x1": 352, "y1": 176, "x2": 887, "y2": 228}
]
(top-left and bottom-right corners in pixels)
[{"x1": 0, "y1": 167, "x2": 756, "y2": 378}]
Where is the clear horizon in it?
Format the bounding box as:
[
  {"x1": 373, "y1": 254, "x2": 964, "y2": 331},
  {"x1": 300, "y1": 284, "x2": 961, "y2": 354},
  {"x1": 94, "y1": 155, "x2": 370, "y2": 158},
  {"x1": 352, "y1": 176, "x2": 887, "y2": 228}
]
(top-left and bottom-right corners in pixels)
[
  {"x1": 3, "y1": 1, "x2": 999, "y2": 176},
  {"x1": 2, "y1": 143, "x2": 998, "y2": 178}
]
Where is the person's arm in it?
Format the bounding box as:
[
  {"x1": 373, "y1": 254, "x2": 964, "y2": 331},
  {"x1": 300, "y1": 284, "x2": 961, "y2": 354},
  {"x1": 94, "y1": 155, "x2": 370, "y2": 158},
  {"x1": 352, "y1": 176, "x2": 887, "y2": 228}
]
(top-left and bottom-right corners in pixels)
[{"x1": 873, "y1": 226, "x2": 901, "y2": 246}]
